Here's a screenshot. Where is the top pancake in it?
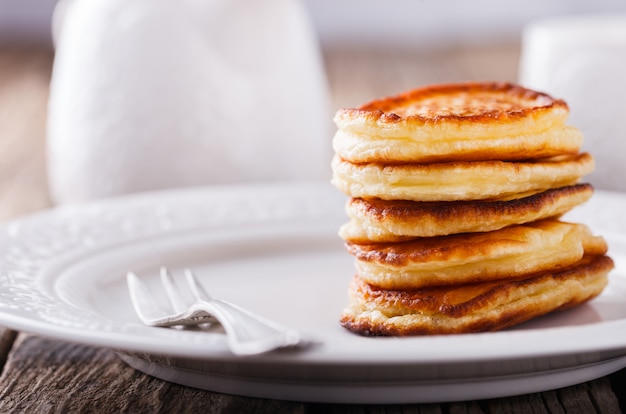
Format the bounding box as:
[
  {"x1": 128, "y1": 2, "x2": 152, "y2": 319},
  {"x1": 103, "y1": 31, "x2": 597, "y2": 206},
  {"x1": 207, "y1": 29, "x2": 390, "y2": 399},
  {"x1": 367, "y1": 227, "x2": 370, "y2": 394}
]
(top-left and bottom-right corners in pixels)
[{"x1": 333, "y1": 82, "x2": 581, "y2": 163}]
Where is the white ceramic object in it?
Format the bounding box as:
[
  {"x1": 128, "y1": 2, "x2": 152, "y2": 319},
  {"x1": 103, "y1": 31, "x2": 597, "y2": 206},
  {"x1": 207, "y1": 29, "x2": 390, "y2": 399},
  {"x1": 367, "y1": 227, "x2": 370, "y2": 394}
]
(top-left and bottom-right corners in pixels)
[
  {"x1": 47, "y1": 0, "x2": 331, "y2": 203},
  {"x1": 0, "y1": 182, "x2": 626, "y2": 403},
  {"x1": 519, "y1": 15, "x2": 626, "y2": 192}
]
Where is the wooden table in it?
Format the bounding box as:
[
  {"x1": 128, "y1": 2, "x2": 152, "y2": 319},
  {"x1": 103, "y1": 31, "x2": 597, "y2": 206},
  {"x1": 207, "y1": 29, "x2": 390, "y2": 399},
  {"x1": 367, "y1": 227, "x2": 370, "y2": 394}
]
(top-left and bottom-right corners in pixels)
[{"x1": 0, "y1": 45, "x2": 624, "y2": 413}]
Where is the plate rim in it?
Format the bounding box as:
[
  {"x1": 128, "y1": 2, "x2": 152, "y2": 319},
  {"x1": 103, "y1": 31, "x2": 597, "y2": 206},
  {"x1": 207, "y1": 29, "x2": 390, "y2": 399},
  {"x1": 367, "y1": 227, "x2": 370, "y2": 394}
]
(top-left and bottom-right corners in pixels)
[{"x1": 0, "y1": 182, "x2": 625, "y2": 366}]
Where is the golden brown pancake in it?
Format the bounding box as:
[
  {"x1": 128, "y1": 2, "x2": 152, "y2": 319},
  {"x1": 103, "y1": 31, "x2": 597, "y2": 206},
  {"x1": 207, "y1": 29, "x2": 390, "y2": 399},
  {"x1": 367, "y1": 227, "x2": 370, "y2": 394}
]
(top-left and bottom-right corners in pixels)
[
  {"x1": 333, "y1": 82, "x2": 580, "y2": 163},
  {"x1": 346, "y1": 219, "x2": 608, "y2": 289},
  {"x1": 331, "y1": 153, "x2": 594, "y2": 202},
  {"x1": 340, "y1": 254, "x2": 613, "y2": 336},
  {"x1": 340, "y1": 184, "x2": 593, "y2": 242}
]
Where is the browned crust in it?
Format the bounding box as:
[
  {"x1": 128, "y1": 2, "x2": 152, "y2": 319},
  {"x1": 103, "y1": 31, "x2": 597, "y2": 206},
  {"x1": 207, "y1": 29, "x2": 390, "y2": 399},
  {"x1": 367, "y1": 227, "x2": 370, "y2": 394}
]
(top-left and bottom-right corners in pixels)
[
  {"x1": 340, "y1": 255, "x2": 613, "y2": 336},
  {"x1": 335, "y1": 82, "x2": 568, "y2": 125},
  {"x1": 343, "y1": 184, "x2": 593, "y2": 240},
  {"x1": 351, "y1": 184, "x2": 592, "y2": 223}
]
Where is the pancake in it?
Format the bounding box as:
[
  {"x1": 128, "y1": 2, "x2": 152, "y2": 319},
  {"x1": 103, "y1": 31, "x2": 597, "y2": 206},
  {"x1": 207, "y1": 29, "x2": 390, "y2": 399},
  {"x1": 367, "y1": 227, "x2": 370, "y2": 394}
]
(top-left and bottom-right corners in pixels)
[
  {"x1": 340, "y1": 254, "x2": 613, "y2": 336},
  {"x1": 339, "y1": 184, "x2": 593, "y2": 242},
  {"x1": 333, "y1": 125, "x2": 582, "y2": 164},
  {"x1": 346, "y1": 219, "x2": 608, "y2": 289},
  {"x1": 331, "y1": 153, "x2": 594, "y2": 202},
  {"x1": 333, "y1": 82, "x2": 579, "y2": 163}
]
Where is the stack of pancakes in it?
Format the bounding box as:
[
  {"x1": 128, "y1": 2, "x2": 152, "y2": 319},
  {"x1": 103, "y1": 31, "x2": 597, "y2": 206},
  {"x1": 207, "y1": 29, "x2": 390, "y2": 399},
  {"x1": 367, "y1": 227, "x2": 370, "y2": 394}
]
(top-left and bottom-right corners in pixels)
[{"x1": 331, "y1": 82, "x2": 614, "y2": 336}]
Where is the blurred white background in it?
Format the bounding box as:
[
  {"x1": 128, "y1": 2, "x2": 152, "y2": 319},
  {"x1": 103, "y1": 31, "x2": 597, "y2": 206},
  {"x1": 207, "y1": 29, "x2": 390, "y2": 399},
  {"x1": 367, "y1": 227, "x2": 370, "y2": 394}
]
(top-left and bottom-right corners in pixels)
[{"x1": 2, "y1": 0, "x2": 626, "y2": 49}]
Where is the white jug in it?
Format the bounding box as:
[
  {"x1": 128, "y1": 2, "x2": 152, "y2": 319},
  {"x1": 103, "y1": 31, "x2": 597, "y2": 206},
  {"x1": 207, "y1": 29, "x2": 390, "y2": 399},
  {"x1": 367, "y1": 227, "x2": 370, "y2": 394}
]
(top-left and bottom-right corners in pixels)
[{"x1": 47, "y1": 0, "x2": 331, "y2": 203}]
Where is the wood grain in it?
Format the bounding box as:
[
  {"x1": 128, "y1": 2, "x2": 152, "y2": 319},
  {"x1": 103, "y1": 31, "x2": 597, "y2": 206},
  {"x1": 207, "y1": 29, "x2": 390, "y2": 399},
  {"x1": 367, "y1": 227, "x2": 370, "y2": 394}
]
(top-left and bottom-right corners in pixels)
[
  {"x1": 0, "y1": 334, "x2": 621, "y2": 413},
  {"x1": 0, "y1": 45, "x2": 623, "y2": 413},
  {"x1": 0, "y1": 334, "x2": 307, "y2": 413}
]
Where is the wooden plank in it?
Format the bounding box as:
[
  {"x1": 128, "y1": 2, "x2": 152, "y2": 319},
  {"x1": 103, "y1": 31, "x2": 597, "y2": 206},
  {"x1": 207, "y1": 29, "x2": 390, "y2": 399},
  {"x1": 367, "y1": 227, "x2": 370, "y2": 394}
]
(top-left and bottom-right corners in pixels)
[
  {"x1": 0, "y1": 334, "x2": 621, "y2": 414},
  {"x1": 0, "y1": 334, "x2": 308, "y2": 413}
]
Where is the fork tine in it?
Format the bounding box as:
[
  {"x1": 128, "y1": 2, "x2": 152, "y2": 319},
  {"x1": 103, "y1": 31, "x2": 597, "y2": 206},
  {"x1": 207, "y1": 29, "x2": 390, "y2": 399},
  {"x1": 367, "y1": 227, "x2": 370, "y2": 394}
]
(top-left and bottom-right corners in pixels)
[
  {"x1": 184, "y1": 268, "x2": 212, "y2": 302},
  {"x1": 127, "y1": 272, "x2": 170, "y2": 322},
  {"x1": 160, "y1": 267, "x2": 188, "y2": 313}
]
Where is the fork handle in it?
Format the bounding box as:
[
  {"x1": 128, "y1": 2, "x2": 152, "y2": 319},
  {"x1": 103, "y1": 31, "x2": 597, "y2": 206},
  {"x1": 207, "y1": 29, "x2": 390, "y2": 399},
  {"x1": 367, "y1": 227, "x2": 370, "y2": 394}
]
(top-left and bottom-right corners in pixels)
[{"x1": 193, "y1": 299, "x2": 300, "y2": 355}]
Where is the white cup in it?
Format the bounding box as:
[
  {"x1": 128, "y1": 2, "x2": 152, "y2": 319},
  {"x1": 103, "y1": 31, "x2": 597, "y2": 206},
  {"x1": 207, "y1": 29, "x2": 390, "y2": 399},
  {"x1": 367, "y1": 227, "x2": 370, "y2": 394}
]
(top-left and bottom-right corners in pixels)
[{"x1": 519, "y1": 15, "x2": 626, "y2": 192}]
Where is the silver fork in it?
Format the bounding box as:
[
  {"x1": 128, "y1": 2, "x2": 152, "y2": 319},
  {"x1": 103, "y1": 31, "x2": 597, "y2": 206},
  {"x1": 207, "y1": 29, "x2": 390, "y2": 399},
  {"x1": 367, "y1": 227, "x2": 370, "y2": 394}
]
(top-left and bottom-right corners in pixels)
[{"x1": 126, "y1": 267, "x2": 302, "y2": 355}]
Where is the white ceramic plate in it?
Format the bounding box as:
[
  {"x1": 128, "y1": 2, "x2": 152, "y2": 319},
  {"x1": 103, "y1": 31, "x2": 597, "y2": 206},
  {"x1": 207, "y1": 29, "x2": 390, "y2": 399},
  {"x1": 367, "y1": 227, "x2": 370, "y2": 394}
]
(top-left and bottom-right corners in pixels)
[{"x1": 1, "y1": 182, "x2": 626, "y2": 403}]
